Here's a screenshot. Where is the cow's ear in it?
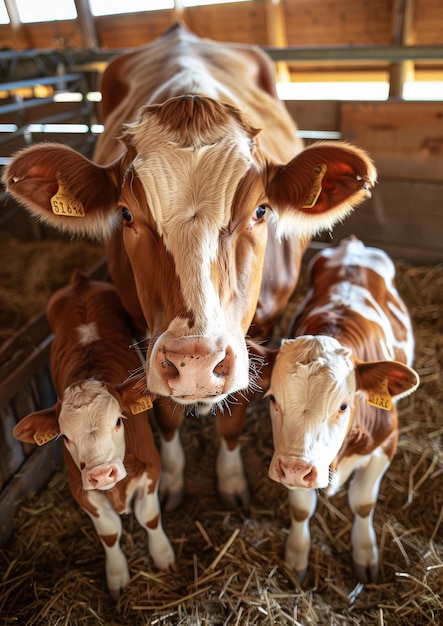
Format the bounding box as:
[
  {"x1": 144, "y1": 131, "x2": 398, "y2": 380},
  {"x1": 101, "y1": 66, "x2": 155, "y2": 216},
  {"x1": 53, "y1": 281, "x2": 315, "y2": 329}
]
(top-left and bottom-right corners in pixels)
[
  {"x1": 13, "y1": 406, "x2": 60, "y2": 445},
  {"x1": 266, "y1": 141, "x2": 377, "y2": 239},
  {"x1": 2, "y1": 143, "x2": 121, "y2": 240},
  {"x1": 113, "y1": 378, "x2": 155, "y2": 416},
  {"x1": 355, "y1": 360, "x2": 419, "y2": 409}
]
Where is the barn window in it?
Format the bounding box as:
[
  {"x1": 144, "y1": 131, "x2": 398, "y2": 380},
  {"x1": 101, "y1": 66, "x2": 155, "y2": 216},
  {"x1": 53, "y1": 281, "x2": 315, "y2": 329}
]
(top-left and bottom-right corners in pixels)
[
  {"x1": 183, "y1": 0, "x2": 251, "y2": 5},
  {"x1": 0, "y1": 1, "x2": 9, "y2": 23},
  {"x1": 15, "y1": 0, "x2": 77, "y2": 23},
  {"x1": 89, "y1": 0, "x2": 174, "y2": 16}
]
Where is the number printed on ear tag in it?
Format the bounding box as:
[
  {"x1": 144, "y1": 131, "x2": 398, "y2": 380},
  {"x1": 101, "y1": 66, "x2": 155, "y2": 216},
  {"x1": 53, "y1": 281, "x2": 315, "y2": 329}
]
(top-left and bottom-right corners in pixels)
[
  {"x1": 51, "y1": 183, "x2": 85, "y2": 217},
  {"x1": 33, "y1": 429, "x2": 58, "y2": 446},
  {"x1": 366, "y1": 378, "x2": 392, "y2": 410},
  {"x1": 130, "y1": 397, "x2": 153, "y2": 414}
]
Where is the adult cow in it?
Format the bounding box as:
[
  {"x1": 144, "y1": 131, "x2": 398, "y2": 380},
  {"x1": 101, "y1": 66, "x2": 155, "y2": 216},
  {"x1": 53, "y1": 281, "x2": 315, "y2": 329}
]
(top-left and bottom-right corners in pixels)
[
  {"x1": 256, "y1": 237, "x2": 419, "y2": 582},
  {"x1": 3, "y1": 24, "x2": 376, "y2": 510}
]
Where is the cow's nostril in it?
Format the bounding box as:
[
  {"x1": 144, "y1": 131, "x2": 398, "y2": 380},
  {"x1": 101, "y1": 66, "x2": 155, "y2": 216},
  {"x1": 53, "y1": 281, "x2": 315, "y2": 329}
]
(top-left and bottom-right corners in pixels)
[
  {"x1": 213, "y1": 346, "x2": 233, "y2": 378},
  {"x1": 158, "y1": 349, "x2": 180, "y2": 380}
]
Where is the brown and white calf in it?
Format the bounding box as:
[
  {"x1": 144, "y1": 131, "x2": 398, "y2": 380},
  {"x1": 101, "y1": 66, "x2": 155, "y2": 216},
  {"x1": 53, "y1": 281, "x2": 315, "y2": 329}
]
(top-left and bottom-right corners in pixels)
[
  {"x1": 3, "y1": 23, "x2": 376, "y2": 510},
  {"x1": 13, "y1": 271, "x2": 175, "y2": 600},
  {"x1": 263, "y1": 237, "x2": 419, "y2": 582}
]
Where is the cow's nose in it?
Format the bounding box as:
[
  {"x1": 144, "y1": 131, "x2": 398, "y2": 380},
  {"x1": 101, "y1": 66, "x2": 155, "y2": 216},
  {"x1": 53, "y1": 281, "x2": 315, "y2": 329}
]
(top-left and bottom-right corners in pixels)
[
  {"x1": 154, "y1": 338, "x2": 235, "y2": 400},
  {"x1": 276, "y1": 458, "x2": 317, "y2": 488}
]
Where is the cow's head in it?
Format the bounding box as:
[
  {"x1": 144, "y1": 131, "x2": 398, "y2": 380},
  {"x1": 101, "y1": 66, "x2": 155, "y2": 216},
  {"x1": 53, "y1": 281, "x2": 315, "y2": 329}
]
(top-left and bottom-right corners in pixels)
[
  {"x1": 13, "y1": 379, "x2": 149, "y2": 491},
  {"x1": 3, "y1": 96, "x2": 376, "y2": 408},
  {"x1": 264, "y1": 335, "x2": 419, "y2": 489}
]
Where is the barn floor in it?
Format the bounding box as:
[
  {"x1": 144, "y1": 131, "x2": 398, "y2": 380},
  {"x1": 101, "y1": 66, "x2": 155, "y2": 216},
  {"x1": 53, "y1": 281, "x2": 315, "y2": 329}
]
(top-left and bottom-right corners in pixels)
[{"x1": 1, "y1": 257, "x2": 442, "y2": 626}]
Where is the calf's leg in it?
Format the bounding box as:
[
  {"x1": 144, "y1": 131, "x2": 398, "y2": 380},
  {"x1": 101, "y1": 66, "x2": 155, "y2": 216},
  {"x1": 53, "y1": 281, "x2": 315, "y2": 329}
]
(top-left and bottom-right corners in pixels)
[
  {"x1": 133, "y1": 481, "x2": 176, "y2": 571},
  {"x1": 85, "y1": 492, "x2": 130, "y2": 601},
  {"x1": 286, "y1": 488, "x2": 317, "y2": 582},
  {"x1": 347, "y1": 449, "x2": 391, "y2": 583}
]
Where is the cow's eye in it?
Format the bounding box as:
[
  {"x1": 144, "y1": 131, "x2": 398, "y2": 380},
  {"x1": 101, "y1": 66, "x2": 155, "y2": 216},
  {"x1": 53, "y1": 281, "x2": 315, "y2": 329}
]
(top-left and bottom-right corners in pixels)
[
  {"x1": 121, "y1": 207, "x2": 132, "y2": 222},
  {"x1": 252, "y1": 205, "x2": 266, "y2": 222},
  {"x1": 339, "y1": 403, "x2": 348, "y2": 412},
  {"x1": 268, "y1": 394, "x2": 276, "y2": 404},
  {"x1": 116, "y1": 417, "x2": 122, "y2": 428},
  {"x1": 61, "y1": 434, "x2": 70, "y2": 443}
]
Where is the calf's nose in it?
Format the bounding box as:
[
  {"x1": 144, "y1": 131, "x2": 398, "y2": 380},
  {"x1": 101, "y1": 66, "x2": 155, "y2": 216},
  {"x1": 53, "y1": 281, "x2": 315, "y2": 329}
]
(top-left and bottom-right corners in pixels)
[
  {"x1": 274, "y1": 458, "x2": 318, "y2": 489},
  {"x1": 86, "y1": 465, "x2": 119, "y2": 490}
]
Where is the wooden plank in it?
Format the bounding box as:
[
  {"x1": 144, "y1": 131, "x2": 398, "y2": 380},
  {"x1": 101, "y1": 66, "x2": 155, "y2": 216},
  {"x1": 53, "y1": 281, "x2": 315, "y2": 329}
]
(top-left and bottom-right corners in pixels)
[
  {"x1": 285, "y1": 100, "x2": 340, "y2": 132},
  {"x1": 0, "y1": 439, "x2": 64, "y2": 547},
  {"x1": 0, "y1": 405, "x2": 25, "y2": 492},
  {"x1": 340, "y1": 101, "x2": 443, "y2": 182},
  {"x1": 314, "y1": 179, "x2": 443, "y2": 265}
]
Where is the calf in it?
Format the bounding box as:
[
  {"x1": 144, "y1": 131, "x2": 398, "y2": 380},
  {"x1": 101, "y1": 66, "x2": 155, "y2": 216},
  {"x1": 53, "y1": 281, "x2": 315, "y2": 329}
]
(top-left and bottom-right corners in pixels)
[
  {"x1": 264, "y1": 237, "x2": 419, "y2": 582},
  {"x1": 13, "y1": 271, "x2": 175, "y2": 600}
]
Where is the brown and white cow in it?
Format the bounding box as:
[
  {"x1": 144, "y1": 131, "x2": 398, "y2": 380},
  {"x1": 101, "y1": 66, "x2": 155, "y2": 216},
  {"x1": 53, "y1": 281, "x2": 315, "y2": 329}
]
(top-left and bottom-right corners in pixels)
[
  {"x1": 259, "y1": 237, "x2": 419, "y2": 582},
  {"x1": 13, "y1": 271, "x2": 175, "y2": 600},
  {"x1": 3, "y1": 23, "x2": 376, "y2": 510}
]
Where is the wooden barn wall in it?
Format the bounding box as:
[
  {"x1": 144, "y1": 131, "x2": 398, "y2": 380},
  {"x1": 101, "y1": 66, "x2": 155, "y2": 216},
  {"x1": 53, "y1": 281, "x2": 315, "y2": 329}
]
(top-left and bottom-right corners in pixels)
[{"x1": 1, "y1": 0, "x2": 443, "y2": 52}]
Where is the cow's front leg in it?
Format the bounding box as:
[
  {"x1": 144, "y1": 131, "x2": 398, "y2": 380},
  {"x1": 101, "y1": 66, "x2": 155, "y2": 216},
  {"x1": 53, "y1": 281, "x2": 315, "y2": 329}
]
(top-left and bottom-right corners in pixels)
[
  {"x1": 347, "y1": 449, "x2": 391, "y2": 583},
  {"x1": 215, "y1": 402, "x2": 249, "y2": 509},
  {"x1": 133, "y1": 481, "x2": 176, "y2": 571},
  {"x1": 85, "y1": 492, "x2": 130, "y2": 601},
  {"x1": 154, "y1": 400, "x2": 185, "y2": 511},
  {"x1": 286, "y1": 488, "x2": 317, "y2": 582}
]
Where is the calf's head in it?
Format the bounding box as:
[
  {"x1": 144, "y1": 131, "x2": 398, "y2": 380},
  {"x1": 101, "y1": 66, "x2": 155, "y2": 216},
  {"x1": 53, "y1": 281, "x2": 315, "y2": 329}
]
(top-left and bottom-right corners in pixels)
[
  {"x1": 13, "y1": 379, "x2": 148, "y2": 491},
  {"x1": 266, "y1": 335, "x2": 419, "y2": 489},
  {"x1": 3, "y1": 96, "x2": 376, "y2": 407}
]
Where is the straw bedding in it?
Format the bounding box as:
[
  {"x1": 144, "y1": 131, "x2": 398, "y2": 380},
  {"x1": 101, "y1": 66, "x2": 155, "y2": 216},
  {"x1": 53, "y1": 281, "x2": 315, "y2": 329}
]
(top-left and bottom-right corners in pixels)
[{"x1": 1, "y1": 247, "x2": 442, "y2": 625}]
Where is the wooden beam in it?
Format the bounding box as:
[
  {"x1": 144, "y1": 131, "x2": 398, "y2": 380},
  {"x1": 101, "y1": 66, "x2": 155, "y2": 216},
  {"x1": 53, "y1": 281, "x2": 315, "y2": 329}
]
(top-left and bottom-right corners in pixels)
[
  {"x1": 73, "y1": 0, "x2": 99, "y2": 48},
  {"x1": 264, "y1": 0, "x2": 290, "y2": 82},
  {"x1": 390, "y1": 0, "x2": 416, "y2": 98}
]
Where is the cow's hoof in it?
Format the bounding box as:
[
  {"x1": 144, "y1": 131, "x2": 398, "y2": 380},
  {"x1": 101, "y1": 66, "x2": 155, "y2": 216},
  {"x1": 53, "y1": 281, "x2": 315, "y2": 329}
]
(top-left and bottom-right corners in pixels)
[
  {"x1": 353, "y1": 560, "x2": 379, "y2": 584},
  {"x1": 218, "y1": 486, "x2": 250, "y2": 510},
  {"x1": 160, "y1": 488, "x2": 184, "y2": 512}
]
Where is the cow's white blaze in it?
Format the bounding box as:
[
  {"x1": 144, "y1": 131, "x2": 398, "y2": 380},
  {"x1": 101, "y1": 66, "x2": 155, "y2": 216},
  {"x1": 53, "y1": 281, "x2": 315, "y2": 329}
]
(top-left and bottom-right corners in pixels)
[
  {"x1": 59, "y1": 380, "x2": 127, "y2": 490},
  {"x1": 128, "y1": 115, "x2": 257, "y2": 400}
]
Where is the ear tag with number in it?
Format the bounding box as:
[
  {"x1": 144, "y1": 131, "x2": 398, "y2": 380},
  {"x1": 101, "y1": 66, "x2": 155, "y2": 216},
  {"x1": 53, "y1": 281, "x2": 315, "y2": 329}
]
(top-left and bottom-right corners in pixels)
[
  {"x1": 302, "y1": 163, "x2": 327, "y2": 209},
  {"x1": 366, "y1": 378, "x2": 392, "y2": 411},
  {"x1": 51, "y1": 182, "x2": 85, "y2": 217},
  {"x1": 130, "y1": 397, "x2": 153, "y2": 414},
  {"x1": 33, "y1": 429, "x2": 59, "y2": 446}
]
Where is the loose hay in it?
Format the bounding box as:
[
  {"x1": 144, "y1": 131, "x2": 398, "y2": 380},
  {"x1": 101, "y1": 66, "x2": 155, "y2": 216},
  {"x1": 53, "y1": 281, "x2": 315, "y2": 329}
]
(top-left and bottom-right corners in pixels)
[
  {"x1": 0, "y1": 231, "x2": 104, "y2": 340},
  {"x1": 1, "y1": 256, "x2": 442, "y2": 625}
]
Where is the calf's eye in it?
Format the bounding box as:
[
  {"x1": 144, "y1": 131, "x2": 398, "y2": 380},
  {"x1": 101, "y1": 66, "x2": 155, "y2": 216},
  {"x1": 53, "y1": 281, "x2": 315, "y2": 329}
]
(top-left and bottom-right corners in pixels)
[
  {"x1": 116, "y1": 417, "x2": 122, "y2": 428},
  {"x1": 339, "y1": 403, "x2": 348, "y2": 412}
]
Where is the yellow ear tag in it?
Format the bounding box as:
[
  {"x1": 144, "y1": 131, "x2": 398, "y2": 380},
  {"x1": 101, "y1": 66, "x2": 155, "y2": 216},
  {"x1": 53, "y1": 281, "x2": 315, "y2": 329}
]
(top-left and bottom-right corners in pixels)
[
  {"x1": 50, "y1": 182, "x2": 85, "y2": 217},
  {"x1": 130, "y1": 397, "x2": 153, "y2": 414},
  {"x1": 302, "y1": 163, "x2": 327, "y2": 209},
  {"x1": 366, "y1": 378, "x2": 392, "y2": 411},
  {"x1": 33, "y1": 429, "x2": 59, "y2": 446}
]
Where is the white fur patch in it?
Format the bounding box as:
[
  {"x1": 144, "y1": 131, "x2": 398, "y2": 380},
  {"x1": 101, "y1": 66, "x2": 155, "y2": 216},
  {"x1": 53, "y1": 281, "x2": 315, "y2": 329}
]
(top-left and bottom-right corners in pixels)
[{"x1": 77, "y1": 322, "x2": 100, "y2": 345}]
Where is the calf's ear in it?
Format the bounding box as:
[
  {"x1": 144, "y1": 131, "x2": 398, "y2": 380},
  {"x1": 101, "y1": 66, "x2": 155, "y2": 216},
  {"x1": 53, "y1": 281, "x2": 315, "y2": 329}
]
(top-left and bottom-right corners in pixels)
[
  {"x1": 113, "y1": 378, "x2": 155, "y2": 416},
  {"x1": 2, "y1": 143, "x2": 121, "y2": 240},
  {"x1": 13, "y1": 406, "x2": 60, "y2": 445},
  {"x1": 266, "y1": 141, "x2": 377, "y2": 239},
  {"x1": 355, "y1": 360, "x2": 420, "y2": 409}
]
